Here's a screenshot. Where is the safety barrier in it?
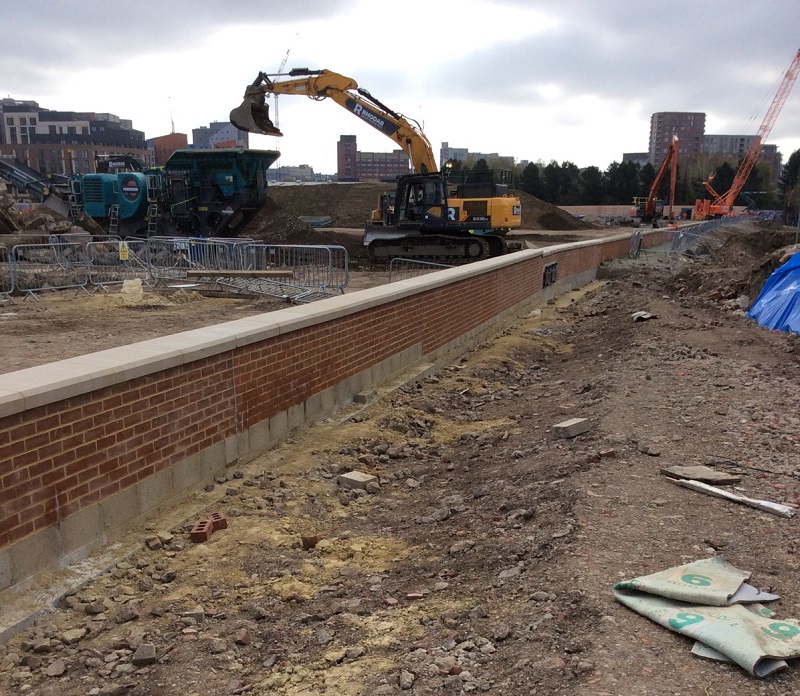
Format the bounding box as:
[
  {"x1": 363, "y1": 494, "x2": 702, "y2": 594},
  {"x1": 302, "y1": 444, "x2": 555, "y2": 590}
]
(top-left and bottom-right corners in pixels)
[
  {"x1": 9, "y1": 243, "x2": 90, "y2": 297},
  {"x1": 669, "y1": 218, "x2": 749, "y2": 255},
  {"x1": 388, "y1": 258, "x2": 453, "y2": 282},
  {"x1": 147, "y1": 237, "x2": 254, "y2": 282},
  {"x1": 238, "y1": 244, "x2": 349, "y2": 301},
  {"x1": 87, "y1": 239, "x2": 151, "y2": 289},
  {"x1": 0, "y1": 237, "x2": 350, "y2": 302},
  {"x1": 0, "y1": 245, "x2": 12, "y2": 300}
]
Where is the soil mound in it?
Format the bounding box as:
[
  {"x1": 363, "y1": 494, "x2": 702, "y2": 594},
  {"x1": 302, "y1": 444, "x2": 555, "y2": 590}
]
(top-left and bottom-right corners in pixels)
[
  {"x1": 668, "y1": 220, "x2": 799, "y2": 302},
  {"x1": 241, "y1": 183, "x2": 590, "y2": 243}
]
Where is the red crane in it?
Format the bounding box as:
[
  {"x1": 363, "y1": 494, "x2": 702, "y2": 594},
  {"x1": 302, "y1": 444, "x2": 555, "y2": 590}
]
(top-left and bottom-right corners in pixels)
[{"x1": 695, "y1": 47, "x2": 800, "y2": 220}]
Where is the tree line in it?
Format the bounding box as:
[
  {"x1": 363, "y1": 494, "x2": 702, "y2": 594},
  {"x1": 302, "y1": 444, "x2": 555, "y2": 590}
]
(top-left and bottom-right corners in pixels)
[{"x1": 448, "y1": 149, "x2": 800, "y2": 216}]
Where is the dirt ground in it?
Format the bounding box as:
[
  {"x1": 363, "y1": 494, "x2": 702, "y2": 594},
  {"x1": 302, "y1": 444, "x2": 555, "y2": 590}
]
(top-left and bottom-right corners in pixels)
[
  {"x1": 2, "y1": 221, "x2": 800, "y2": 696},
  {"x1": 0, "y1": 274, "x2": 392, "y2": 375}
]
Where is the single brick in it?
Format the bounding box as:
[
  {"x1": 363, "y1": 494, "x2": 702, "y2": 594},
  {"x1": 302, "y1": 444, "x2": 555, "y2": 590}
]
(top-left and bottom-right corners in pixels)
[
  {"x1": 338, "y1": 470, "x2": 378, "y2": 490},
  {"x1": 207, "y1": 511, "x2": 228, "y2": 530},
  {"x1": 553, "y1": 418, "x2": 592, "y2": 439},
  {"x1": 190, "y1": 519, "x2": 213, "y2": 542}
]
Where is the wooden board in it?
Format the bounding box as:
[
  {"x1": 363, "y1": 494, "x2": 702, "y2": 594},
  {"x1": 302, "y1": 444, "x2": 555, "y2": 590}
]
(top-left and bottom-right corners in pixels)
[{"x1": 185, "y1": 269, "x2": 293, "y2": 279}]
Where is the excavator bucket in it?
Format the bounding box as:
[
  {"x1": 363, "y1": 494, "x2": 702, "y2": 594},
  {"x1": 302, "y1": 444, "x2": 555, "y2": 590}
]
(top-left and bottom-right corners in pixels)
[{"x1": 229, "y1": 87, "x2": 283, "y2": 137}]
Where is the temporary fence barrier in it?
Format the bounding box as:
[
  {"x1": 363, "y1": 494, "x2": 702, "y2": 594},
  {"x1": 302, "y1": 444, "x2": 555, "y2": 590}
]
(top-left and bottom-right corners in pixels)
[
  {"x1": 388, "y1": 258, "x2": 453, "y2": 283},
  {"x1": 87, "y1": 239, "x2": 151, "y2": 289},
  {"x1": 237, "y1": 244, "x2": 350, "y2": 302},
  {"x1": 0, "y1": 237, "x2": 351, "y2": 304},
  {"x1": 0, "y1": 244, "x2": 12, "y2": 300},
  {"x1": 147, "y1": 237, "x2": 254, "y2": 283},
  {"x1": 10, "y1": 243, "x2": 90, "y2": 297},
  {"x1": 669, "y1": 218, "x2": 749, "y2": 256}
]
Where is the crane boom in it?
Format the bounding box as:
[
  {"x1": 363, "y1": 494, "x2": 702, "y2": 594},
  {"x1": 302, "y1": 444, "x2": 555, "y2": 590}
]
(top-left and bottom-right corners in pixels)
[{"x1": 696, "y1": 47, "x2": 800, "y2": 218}]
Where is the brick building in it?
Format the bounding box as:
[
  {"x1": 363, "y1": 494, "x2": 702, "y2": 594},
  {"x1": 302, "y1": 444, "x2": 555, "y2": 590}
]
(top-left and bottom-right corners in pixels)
[
  {"x1": 0, "y1": 98, "x2": 152, "y2": 175},
  {"x1": 148, "y1": 132, "x2": 189, "y2": 167},
  {"x1": 649, "y1": 112, "x2": 706, "y2": 166},
  {"x1": 648, "y1": 111, "x2": 782, "y2": 186},
  {"x1": 192, "y1": 122, "x2": 249, "y2": 150},
  {"x1": 336, "y1": 135, "x2": 411, "y2": 182}
]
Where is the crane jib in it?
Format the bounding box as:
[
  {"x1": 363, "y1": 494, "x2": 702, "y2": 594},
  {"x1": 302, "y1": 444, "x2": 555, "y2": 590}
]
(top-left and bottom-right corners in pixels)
[{"x1": 345, "y1": 99, "x2": 401, "y2": 137}]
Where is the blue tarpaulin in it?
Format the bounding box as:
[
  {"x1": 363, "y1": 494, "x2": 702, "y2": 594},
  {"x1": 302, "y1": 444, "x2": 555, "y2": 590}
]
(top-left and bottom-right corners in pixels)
[{"x1": 747, "y1": 250, "x2": 800, "y2": 334}]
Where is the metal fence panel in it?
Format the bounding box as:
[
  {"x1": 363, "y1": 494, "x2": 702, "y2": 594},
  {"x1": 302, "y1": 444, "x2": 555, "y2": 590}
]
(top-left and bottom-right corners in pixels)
[
  {"x1": 388, "y1": 257, "x2": 453, "y2": 282},
  {"x1": 147, "y1": 237, "x2": 254, "y2": 282},
  {"x1": 669, "y1": 218, "x2": 749, "y2": 255},
  {"x1": 0, "y1": 244, "x2": 12, "y2": 298},
  {"x1": 87, "y1": 239, "x2": 151, "y2": 289},
  {"x1": 244, "y1": 244, "x2": 349, "y2": 295},
  {"x1": 10, "y1": 243, "x2": 89, "y2": 295}
]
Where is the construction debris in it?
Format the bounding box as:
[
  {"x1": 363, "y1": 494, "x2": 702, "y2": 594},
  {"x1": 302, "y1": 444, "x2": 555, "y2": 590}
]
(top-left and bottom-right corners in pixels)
[
  {"x1": 661, "y1": 465, "x2": 741, "y2": 485},
  {"x1": 667, "y1": 478, "x2": 796, "y2": 518}
]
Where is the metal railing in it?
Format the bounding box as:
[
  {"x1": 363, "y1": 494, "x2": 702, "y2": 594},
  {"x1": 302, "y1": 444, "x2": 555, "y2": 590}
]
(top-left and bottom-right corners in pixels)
[
  {"x1": 0, "y1": 236, "x2": 350, "y2": 303},
  {"x1": 0, "y1": 244, "x2": 12, "y2": 300},
  {"x1": 388, "y1": 258, "x2": 453, "y2": 282},
  {"x1": 234, "y1": 244, "x2": 350, "y2": 302},
  {"x1": 87, "y1": 239, "x2": 151, "y2": 290},
  {"x1": 147, "y1": 237, "x2": 254, "y2": 282},
  {"x1": 10, "y1": 243, "x2": 90, "y2": 297}
]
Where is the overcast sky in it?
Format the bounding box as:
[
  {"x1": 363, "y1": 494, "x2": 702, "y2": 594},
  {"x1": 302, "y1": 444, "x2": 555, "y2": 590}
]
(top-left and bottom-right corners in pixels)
[{"x1": 3, "y1": 1, "x2": 799, "y2": 175}]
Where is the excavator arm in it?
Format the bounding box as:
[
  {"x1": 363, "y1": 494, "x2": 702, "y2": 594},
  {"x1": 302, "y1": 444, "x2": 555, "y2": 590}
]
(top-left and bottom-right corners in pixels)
[
  {"x1": 230, "y1": 68, "x2": 438, "y2": 174},
  {"x1": 633, "y1": 135, "x2": 678, "y2": 222},
  {"x1": 647, "y1": 135, "x2": 678, "y2": 218}
]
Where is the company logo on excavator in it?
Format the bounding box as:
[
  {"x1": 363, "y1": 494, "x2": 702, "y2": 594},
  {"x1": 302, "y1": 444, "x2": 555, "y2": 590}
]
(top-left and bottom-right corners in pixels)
[{"x1": 352, "y1": 104, "x2": 385, "y2": 129}]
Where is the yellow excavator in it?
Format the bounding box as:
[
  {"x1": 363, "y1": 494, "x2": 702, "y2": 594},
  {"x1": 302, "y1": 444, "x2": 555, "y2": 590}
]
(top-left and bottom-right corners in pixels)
[{"x1": 230, "y1": 68, "x2": 521, "y2": 261}]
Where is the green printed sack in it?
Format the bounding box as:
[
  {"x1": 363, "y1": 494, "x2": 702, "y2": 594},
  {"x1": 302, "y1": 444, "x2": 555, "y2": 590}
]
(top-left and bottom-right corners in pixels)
[{"x1": 613, "y1": 557, "x2": 800, "y2": 677}]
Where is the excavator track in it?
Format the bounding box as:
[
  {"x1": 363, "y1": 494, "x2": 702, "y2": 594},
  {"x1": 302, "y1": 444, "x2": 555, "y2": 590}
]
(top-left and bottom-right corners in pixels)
[{"x1": 367, "y1": 234, "x2": 506, "y2": 263}]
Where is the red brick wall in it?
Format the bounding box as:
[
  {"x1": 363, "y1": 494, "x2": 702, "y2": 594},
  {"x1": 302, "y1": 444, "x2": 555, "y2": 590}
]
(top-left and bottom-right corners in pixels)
[{"x1": 0, "y1": 231, "x2": 674, "y2": 559}]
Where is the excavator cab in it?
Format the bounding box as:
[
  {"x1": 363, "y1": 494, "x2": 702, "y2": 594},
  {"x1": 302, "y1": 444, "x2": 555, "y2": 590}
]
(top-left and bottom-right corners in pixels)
[
  {"x1": 395, "y1": 175, "x2": 447, "y2": 225},
  {"x1": 230, "y1": 80, "x2": 284, "y2": 137}
]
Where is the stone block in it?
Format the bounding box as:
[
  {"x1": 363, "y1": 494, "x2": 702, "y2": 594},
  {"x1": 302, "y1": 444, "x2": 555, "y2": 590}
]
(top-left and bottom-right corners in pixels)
[
  {"x1": 353, "y1": 390, "x2": 375, "y2": 405},
  {"x1": 59, "y1": 503, "x2": 104, "y2": 557},
  {"x1": 100, "y1": 486, "x2": 140, "y2": 534},
  {"x1": 8, "y1": 527, "x2": 59, "y2": 585},
  {"x1": 338, "y1": 471, "x2": 378, "y2": 490},
  {"x1": 553, "y1": 417, "x2": 592, "y2": 439}
]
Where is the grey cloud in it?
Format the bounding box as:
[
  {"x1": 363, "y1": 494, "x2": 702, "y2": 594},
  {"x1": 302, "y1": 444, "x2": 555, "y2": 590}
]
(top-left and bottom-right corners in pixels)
[
  {"x1": 1, "y1": 1, "x2": 350, "y2": 93},
  {"x1": 427, "y1": 0, "x2": 799, "y2": 145}
]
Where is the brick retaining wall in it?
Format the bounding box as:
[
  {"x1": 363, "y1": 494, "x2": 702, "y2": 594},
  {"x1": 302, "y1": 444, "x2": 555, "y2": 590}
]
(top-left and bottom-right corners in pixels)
[{"x1": 0, "y1": 229, "x2": 674, "y2": 591}]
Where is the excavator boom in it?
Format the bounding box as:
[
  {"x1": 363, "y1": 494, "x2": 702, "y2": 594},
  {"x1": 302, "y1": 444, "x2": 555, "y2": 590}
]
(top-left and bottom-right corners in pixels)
[
  {"x1": 231, "y1": 68, "x2": 437, "y2": 174},
  {"x1": 633, "y1": 135, "x2": 678, "y2": 223}
]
